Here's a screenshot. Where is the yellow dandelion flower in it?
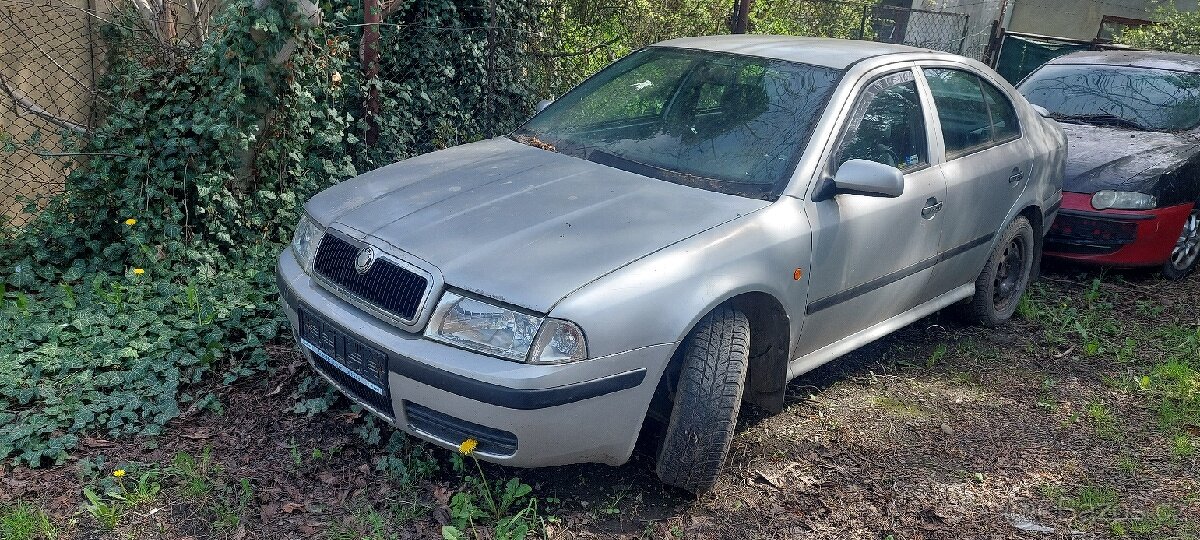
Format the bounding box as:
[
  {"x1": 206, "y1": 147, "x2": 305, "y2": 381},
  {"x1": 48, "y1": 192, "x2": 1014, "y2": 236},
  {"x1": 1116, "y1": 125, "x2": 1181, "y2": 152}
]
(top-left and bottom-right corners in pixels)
[
  {"x1": 124, "y1": 218, "x2": 137, "y2": 226},
  {"x1": 113, "y1": 469, "x2": 126, "y2": 478},
  {"x1": 133, "y1": 268, "x2": 145, "y2": 275},
  {"x1": 458, "y1": 438, "x2": 478, "y2": 455}
]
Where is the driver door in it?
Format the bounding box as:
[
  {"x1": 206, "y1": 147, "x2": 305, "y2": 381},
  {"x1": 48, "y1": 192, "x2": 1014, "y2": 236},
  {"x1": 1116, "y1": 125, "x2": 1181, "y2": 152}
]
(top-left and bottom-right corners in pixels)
[{"x1": 798, "y1": 68, "x2": 947, "y2": 357}]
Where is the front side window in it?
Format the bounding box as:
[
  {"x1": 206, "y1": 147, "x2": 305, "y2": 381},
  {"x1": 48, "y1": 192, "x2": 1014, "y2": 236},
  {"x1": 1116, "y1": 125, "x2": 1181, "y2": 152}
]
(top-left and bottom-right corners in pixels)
[
  {"x1": 1018, "y1": 64, "x2": 1200, "y2": 132},
  {"x1": 515, "y1": 48, "x2": 843, "y2": 200},
  {"x1": 836, "y1": 71, "x2": 928, "y2": 172},
  {"x1": 924, "y1": 68, "x2": 994, "y2": 156}
]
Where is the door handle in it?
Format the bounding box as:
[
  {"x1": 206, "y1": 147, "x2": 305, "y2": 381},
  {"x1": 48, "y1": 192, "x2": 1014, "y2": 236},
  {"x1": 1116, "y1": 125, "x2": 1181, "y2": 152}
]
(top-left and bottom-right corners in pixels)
[
  {"x1": 1009, "y1": 167, "x2": 1024, "y2": 183},
  {"x1": 921, "y1": 197, "x2": 943, "y2": 219}
]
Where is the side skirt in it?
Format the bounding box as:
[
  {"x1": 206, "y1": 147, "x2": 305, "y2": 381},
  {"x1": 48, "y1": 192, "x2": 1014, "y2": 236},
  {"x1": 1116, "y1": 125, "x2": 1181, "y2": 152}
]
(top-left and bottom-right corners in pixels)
[{"x1": 786, "y1": 283, "x2": 975, "y2": 381}]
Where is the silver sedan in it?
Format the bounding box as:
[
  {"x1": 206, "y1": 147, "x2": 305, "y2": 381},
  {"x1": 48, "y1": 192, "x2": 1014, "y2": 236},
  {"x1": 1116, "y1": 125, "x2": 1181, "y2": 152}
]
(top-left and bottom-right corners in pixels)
[{"x1": 277, "y1": 35, "x2": 1066, "y2": 493}]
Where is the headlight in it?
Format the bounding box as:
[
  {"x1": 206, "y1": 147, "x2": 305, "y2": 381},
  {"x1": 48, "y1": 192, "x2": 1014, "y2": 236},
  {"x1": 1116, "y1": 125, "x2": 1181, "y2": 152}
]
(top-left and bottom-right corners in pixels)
[
  {"x1": 291, "y1": 214, "x2": 325, "y2": 272},
  {"x1": 1092, "y1": 191, "x2": 1157, "y2": 210},
  {"x1": 424, "y1": 291, "x2": 587, "y2": 364}
]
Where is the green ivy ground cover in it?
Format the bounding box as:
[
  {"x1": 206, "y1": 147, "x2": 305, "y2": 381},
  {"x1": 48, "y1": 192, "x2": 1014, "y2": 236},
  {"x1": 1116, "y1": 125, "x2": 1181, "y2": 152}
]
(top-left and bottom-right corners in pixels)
[
  {"x1": 0, "y1": 265, "x2": 281, "y2": 466},
  {"x1": 0, "y1": 0, "x2": 537, "y2": 467}
]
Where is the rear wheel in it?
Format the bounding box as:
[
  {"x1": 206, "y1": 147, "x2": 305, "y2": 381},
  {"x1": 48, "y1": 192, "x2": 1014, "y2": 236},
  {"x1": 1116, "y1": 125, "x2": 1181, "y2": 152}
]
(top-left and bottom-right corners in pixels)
[
  {"x1": 655, "y1": 307, "x2": 749, "y2": 494},
  {"x1": 963, "y1": 216, "x2": 1035, "y2": 326},
  {"x1": 1163, "y1": 208, "x2": 1200, "y2": 280}
]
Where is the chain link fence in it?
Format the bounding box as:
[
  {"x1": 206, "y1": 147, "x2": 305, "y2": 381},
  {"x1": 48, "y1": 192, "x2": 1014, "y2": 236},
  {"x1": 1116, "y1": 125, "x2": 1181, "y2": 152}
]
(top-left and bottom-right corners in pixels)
[
  {"x1": 1, "y1": 0, "x2": 103, "y2": 228},
  {"x1": 0, "y1": 0, "x2": 991, "y2": 231},
  {"x1": 754, "y1": 0, "x2": 972, "y2": 55},
  {"x1": 0, "y1": 1, "x2": 545, "y2": 232}
]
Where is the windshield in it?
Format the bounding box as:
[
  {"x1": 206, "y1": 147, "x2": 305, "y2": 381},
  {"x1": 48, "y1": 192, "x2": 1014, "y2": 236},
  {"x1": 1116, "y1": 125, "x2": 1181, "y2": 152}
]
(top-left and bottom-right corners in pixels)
[
  {"x1": 513, "y1": 47, "x2": 842, "y2": 200},
  {"x1": 1019, "y1": 64, "x2": 1200, "y2": 132}
]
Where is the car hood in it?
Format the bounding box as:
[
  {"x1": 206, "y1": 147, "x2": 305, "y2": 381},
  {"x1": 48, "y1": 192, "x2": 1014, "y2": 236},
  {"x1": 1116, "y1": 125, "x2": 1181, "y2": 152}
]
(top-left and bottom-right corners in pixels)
[
  {"x1": 1062, "y1": 123, "x2": 1199, "y2": 194},
  {"x1": 305, "y1": 137, "x2": 769, "y2": 313}
]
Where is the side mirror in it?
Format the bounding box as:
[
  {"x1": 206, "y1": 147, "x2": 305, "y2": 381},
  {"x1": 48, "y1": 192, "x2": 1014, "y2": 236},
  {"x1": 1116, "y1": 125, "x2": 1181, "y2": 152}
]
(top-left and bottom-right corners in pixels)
[
  {"x1": 831, "y1": 159, "x2": 904, "y2": 198},
  {"x1": 1030, "y1": 104, "x2": 1051, "y2": 118},
  {"x1": 536, "y1": 99, "x2": 554, "y2": 113}
]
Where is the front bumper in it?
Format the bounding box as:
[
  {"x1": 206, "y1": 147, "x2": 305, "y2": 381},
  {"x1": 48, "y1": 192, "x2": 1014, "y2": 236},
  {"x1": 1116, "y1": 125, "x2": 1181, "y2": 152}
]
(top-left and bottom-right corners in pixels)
[
  {"x1": 276, "y1": 250, "x2": 670, "y2": 466},
  {"x1": 1044, "y1": 192, "x2": 1195, "y2": 267}
]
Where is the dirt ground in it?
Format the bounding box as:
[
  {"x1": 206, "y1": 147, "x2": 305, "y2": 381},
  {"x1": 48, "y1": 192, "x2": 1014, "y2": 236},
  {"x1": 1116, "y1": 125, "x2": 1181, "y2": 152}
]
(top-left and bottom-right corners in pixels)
[{"x1": 2, "y1": 264, "x2": 1198, "y2": 539}]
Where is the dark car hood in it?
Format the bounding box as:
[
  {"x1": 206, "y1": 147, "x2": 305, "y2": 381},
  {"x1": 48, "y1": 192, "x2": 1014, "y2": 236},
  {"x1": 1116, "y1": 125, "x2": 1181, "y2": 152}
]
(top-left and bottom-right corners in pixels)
[
  {"x1": 304, "y1": 138, "x2": 768, "y2": 313},
  {"x1": 1062, "y1": 123, "x2": 1200, "y2": 194}
]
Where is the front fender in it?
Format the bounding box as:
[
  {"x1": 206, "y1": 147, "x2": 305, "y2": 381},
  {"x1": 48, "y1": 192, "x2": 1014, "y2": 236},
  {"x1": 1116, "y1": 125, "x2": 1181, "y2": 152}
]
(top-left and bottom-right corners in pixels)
[{"x1": 550, "y1": 198, "x2": 812, "y2": 360}]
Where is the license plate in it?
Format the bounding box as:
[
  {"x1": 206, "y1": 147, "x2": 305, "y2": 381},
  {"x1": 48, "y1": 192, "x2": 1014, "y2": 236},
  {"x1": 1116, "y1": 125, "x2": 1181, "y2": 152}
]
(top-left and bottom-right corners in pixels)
[{"x1": 298, "y1": 308, "x2": 389, "y2": 396}]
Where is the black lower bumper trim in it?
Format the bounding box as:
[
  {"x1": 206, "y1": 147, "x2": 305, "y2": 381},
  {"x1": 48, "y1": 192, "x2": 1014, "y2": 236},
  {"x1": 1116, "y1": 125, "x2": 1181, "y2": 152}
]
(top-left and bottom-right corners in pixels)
[
  {"x1": 405, "y1": 401, "x2": 517, "y2": 456},
  {"x1": 1045, "y1": 239, "x2": 1126, "y2": 255},
  {"x1": 1057, "y1": 208, "x2": 1155, "y2": 221},
  {"x1": 389, "y1": 354, "x2": 647, "y2": 410}
]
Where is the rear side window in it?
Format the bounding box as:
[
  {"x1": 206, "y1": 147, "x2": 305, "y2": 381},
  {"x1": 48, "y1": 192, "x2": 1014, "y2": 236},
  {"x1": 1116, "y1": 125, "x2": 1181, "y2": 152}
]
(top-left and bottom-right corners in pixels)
[
  {"x1": 924, "y1": 68, "x2": 1021, "y2": 157},
  {"x1": 979, "y1": 81, "x2": 1021, "y2": 141},
  {"x1": 836, "y1": 71, "x2": 928, "y2": 172}
]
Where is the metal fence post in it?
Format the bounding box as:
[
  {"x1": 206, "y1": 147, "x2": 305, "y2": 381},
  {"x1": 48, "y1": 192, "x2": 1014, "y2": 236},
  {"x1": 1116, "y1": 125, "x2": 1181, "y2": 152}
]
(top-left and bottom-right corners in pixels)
[
  {"x1": 486, "y1": 0, "x2": 496, "y2": 137},
  {"x1": 857, "y1": 4, "x2": 868, "y2": 40},
  {"x1": 958, "y1": 13, "x2": 970, "y2": 55},
  {"x1": 732, "y1": 0, "x2": 753, "y2": 33},
  {"x1": 362, "y1": 0, "x2": 381, "y2": 146}
]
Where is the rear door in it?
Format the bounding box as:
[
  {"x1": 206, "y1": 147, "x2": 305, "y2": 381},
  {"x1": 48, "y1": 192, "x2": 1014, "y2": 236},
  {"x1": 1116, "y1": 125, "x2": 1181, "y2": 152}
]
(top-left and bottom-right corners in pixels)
[
  {"x1": 920, "y1": 66, "x2": 1036, "y2": 288},
  {"x1": 798, "y1": 67, "x2": 946, "y2": 357}
]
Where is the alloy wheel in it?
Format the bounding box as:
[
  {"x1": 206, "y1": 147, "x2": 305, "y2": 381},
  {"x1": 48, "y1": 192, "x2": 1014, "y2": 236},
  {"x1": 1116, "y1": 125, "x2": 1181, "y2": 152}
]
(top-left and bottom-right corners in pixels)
[{"x1": 1170, "y1": 210, "x2": 1200, "y2": 272}]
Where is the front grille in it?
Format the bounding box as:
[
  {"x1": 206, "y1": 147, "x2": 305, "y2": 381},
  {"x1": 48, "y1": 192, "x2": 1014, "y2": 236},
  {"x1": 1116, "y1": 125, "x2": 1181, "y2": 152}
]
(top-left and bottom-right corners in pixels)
[
  {"x1": 313, "y1": 235, "x2": 428, "y2": 322},
  {"x1": 1048, "y1": 213, "x2": 1139, "y2": 254},
  {"x1": 405, "y1": 402, "x2": 518, "y2": 456}
]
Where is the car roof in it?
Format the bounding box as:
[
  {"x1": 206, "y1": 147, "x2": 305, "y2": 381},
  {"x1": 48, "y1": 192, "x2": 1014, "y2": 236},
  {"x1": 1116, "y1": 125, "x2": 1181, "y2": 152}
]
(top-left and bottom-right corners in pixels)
[
  {"x1": 1046, "y1": 50, "x2": 1200, "y2": 72},
  {"x1": 652, "y1": 35, "x2": 932, "y2": 69}
]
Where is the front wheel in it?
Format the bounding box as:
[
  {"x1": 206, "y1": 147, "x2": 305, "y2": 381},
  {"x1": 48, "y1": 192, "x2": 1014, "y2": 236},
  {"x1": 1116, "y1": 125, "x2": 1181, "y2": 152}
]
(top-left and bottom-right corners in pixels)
[
  {"x1": 655, "y1": 306, "x2": 750, "y2": 494},
  {"x1": 963, "y1": 216, "x2": 1035, "y2": 326},
  {"x1": 1162, "y1": 208, "x2": 1200, "y2": 280}
]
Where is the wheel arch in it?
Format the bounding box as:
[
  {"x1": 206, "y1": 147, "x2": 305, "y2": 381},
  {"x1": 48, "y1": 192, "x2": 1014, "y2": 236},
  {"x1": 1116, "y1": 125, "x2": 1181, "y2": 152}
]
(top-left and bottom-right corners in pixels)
[
  {"x1": 645, "y1": 290, "x2": 792, "y2": 427},
  {"x1": 1018, "y1": 203, "x2": 1044, "y2": 280}
]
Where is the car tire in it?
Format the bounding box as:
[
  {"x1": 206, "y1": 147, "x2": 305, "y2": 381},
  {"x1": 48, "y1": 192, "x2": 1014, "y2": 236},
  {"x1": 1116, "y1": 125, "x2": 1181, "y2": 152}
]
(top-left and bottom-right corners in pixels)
[
  {"x1": 963, "y1": 216, "x2": 1035, "y2": 326},
  {"x1": 655, "y1": 306, "x2": 750, "y2": 494},
  {"x1": 1162, "y1": 208, "x2": 1200, "y2": 280}
]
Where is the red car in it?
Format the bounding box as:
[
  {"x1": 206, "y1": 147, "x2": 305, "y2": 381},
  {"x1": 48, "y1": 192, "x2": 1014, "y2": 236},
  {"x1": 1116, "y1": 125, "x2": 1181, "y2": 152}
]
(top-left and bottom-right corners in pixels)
[{"x1": 1018, "y1": 51, "x2": 1200, "y2": 279}]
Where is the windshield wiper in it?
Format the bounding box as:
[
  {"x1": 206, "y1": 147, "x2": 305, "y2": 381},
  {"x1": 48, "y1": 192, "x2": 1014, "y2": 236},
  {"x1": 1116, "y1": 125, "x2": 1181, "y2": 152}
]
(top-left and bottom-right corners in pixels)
[
  {"x1": 1050, "y1": 113, "x2": 1148, "y2": 131},
  {"x1": 587, "y1": 149, "x2": 772, "y2": 199}
]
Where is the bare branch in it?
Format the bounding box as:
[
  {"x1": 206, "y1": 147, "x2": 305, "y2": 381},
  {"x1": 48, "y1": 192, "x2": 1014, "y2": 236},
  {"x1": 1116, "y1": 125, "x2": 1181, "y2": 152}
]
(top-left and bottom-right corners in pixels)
[
  {"x1": 533, "y1": 35, "x2": 622, "y2": 58},
  {"x1": 187, "y1": 0, "x2": 204, "y2": 42},
  {"x1": 33, "y1": 150, "x2": 135, "y2": 158},
  {"x1": 0, "y1": 76, "x2": 88, "y2": 135}
]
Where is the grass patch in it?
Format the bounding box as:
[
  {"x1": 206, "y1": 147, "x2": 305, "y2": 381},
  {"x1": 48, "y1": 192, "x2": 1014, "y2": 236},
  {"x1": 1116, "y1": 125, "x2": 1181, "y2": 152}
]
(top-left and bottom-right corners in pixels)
[
  {"x1": 326, "y1": 499, "x2": 431, "y2": 540},
  {"x1": 1172, "y1": 434, "x2": 1196, "y2": 459},
  {"x1": 168, "y1": 447, "x2": 216, "y2": 499},
  {"x1": 1086, "y1": 401, "x2": 1122, "y2": 440},
  {"x1": 1059, "y1": 484, "x2": 1119, "y2": 517},
  {"x1": 81, "y1": 466, "x2": 162, "y2": 530},
  {"x1": 0, "y1": 502, "x2": 56, "y2": 540},
  {"x1": 212, "y1": 477, "x2": 255, "y2": 531},
  {"x1": 1020, "y1": 279, "x2": 1122, "y2": 356},
  {"x1": 1110, "y1": 505, "x2": 1180, "y2": 538},
  {"x1": 870, "y1": 396, "x2": 929, "y2": 418},
  {"x1": 1025, "y1": 280, "x2": 1200, "y2": 444}
]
